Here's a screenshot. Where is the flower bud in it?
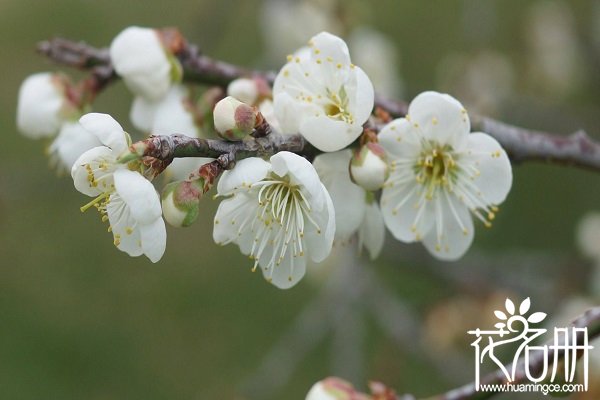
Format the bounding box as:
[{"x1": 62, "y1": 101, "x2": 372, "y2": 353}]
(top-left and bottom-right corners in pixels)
[
  {"x1": 110, "y1": 26, "x2": 180, "y2": 100},
  {"x1": 227, "y1": 78, "x2": 259, "y2": 105},
  {"x1": 16, "y1": 72, "x2": 74, "y2": 139},
  {"x1": 213, "y1": 96, "x2": 257, "y2": 141},
  {"x1": 350, "y1": 142, "x2": 389, "y2": 191},
  {"x1": 161, "y1": 179, "x2": 204, "y2": 227},
  {"x1": 227, "y1": 77, "x2": 273, "y2": 106},
  {"x1": 306, "y1": 377, "x2": 369, "y2": 400}
]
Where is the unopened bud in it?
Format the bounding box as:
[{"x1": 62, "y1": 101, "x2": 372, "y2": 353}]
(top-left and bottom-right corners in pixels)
[
  {"x1": 213, "y1": 96, "x2": 257, "y2": 141},
  {"x1": 227, "y1": 78, "x2": 259, "y2": 105},
  {"x1": 306, "y1": 377, "x2": 369, "y2": 400},
  {"x1": 227, "y1": 77, "x2": 272, "y2": 106},
  {"x1": 161, "y1": 179, "x2": 204, "y2": 227},
  {"x1": 350, "y1": 142, "x2": 389, "y2": 191}
]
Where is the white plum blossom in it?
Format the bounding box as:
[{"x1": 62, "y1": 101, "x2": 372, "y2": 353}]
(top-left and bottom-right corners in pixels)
[
  {"x1": 314, "y1": 150, "x2": 385, "y2": 259},
  {"x1": 71, "y1": 113, "x2": 166, "y2": 262},
  {"x1": 379, "y1": 91, "x2": 512, "y2": 261},
  {"x1": 48, "y1": 121, "x2": 102, "y2": 171},
  {"x1": 213, "y1": 151, "x2": 335, "y2": 289},
  {"x1": 133, "y1": 85, "x2": 212, "y2": 181},
  {"x1": 110, "y1": 26, "x2": 180, "y2": 101},
  {"x1": 16, "y1": 72, "x2": 74, "y2": 139},
  {"x1": 273, "y1": 32, "x2": 374, "y2": 152}
]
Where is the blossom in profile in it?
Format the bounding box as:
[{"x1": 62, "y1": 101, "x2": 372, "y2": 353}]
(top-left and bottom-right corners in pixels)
[
  {"x1": 71, "y1": 113, "x2": 166, "y2": 262},
  {"x1": 273, "y1": 31, "x2": 374, "y2": 152},
  {"x1": 314, "y1": 150, "x2": 384, "y2": 259},
  {"x1": 379, "y1": 91, "x2": 512, "y2": 260},
  {"x1": 110, "y1": 26, "x2": 181, "y2": 101},
  {"x1": 131, "y1": 85, "x2": 213, "y2": 181},
  {"x1": 16, "y1": 72, "x2": 77, "y2": 139},
  {"x1": 213, "y1": 152, "x2": 335, "y2": 289}
]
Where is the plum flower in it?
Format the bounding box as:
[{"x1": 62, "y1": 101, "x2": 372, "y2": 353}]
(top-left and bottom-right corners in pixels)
[
  {"x1": 71, "y1": 113, "x2": 166, "y2": 262},
  {"x1": 379, "y1": 91, "x2": 512, "y2": 260},
  {"x1": 213, "y1": 151, "x2": 335, "y2": 289},
  {"x1": 313, "y1": 150, "x2": 385, "y2": 259},
  {"x1": 48, "y1": 121, "x2": 102, "y2": 171},
  {"x1": 110, "y1": 26, "x2": 181, "y2": 101},
  {"x1": 273, "y1": 32, "x2": 374, "y2": 152},
  {"x1": 131, "y1": 85, "x2": 213, "y2": 181},
  {"x1": 16, "y1": 72, "x2": 77, "y2": 139}
]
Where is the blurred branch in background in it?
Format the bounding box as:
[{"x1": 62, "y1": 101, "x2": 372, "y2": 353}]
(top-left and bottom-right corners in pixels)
[
  {"x1": 240, "y1": 249, "x2": 470, "y2": 399},
  {"x1": 37, "y1": 35, "x2": 600, "y2": 172}
]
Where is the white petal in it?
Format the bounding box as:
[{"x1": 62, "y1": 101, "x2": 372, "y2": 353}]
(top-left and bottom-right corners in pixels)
[
  {"x1": 304, "y1": 183, "x2": 335, "y2": 262},
  {"x1": 17, "y1": 73, "x2": 66, "y2": 139},
  {"x1": 258, "y1": 99, "x2": 281, "y2": 133},
  {"x1": 421, "y1": 194, "x2": 474, "y2": 261},
  {"x1": 313, "y1": 150, "x2": 365, "y2": 239},
  {"x1": 273, "y1": 91, "x2": 303, "y2": 134},
  {"x1": 130, "y1": 96, "x2": 158, "y2": 132},
  {"x1": 359, "y1": 202, "x2": 385, "y2": 259},
  {"x1": 377, "y1": 118, "x2": 422, "y2": 160},
  {"x1": 462, "y1": 132, "x2": 512, "y2": 205},
  {"x1": 110, "y1": 26, "x2": 172, "y2": 100},
  {"x1": 346, "y1": 66, "x2": 374, "y2": 125},
  {"x1": 71, "y1": 146, "x2": 116, "y2": 196},
  {"x1": 79, "y1": 113, "x2": 129, "y2": 155},
  {"x1": 300, "y1": 114, "x2": 363, "y2": 152},
  {"x1": 152, "y1": 85, "x2": 199, "y2": 137},
  {"x1": 270, "y1": 151, "x2": 324, "y2": 210},
  {"x1": 165, "y1": 158, "x2": 213, "y2": 182},
  {"x1": 408, "y1": 91, "x2": 470, "y2": 148},
  {"x1": 50, "y1": 121, "x2": 103, "y2": 170},
  {"x1": 106, "y1": 193, "x2": 143, "y2": 257},
  {"x1": 113, "y1": 169, "x2": 162, "y2": 224},
  {"x1": 217, "y1": 157, "x2": 271, "y2": 195},
  {"x1": 309, "y1": 32, "x2": 351, "y2": 66},
  {"x1": 381, "y1": 181, "x2": 434, "y2": 242},
  {"x1": 263, "y1": 249, "x2": 307, "y2": 289},
  {"x1": 213, "y1": 193, "x2": 256, "y2": 246},
  {"x1": 140, "y1": 218, "x2": 167, "y2": 263}
]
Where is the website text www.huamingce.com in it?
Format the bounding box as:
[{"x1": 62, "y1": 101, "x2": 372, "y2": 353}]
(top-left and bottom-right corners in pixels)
[{"x1": 478, "y1": 382, "x2": 585, "y2": 395}]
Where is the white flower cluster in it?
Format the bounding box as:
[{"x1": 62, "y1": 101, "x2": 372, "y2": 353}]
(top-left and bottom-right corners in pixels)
[{"x1": 16, "y1": 28, "x2": 513, "y2": 288}]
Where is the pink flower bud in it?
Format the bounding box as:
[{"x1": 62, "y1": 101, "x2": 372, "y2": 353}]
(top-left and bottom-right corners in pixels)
[
  {"x1": 161, "y1": 179, "x2": 204, "y2": 227},
  {"x1": 350, "y1": 142, "x2": 389, "y2": 191},
  {"x1": 213, "y1": 96, "x2": 257, "y2": 141}
]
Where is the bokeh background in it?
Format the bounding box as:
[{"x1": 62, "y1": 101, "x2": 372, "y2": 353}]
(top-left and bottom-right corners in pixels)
[{"x1": 2, "y1": 0, "x2": 600, "y2": 398}]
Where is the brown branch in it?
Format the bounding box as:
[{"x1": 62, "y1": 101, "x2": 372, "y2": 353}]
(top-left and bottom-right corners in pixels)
[
  {"x1": 37, "y1": 36, "x2": 600, "y2": 172},
  {"x1": 120, "y1": 132, "x2": 317, "y2": 166},
  {"x1": 421, "y1": 306, "x2": 600, "y2": 400}
]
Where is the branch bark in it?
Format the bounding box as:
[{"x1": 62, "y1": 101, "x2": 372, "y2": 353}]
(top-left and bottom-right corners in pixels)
[{"x1": 37, "y1": 36, "x2": 600, "y2": 172}]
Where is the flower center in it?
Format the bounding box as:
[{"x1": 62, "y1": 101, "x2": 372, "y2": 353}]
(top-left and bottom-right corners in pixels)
[
  {"x1": 415, "y1": 143, "x2": 457, "y2": 200},
  {"x1": 325, "y1": 86, "x2": 354, "y2": 124},
  {"x1": 244, "y1": 177, "x2": 321, "y2": 282}
]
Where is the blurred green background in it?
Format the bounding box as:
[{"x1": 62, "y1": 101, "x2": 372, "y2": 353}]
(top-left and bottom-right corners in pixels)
[{"x1": 1, "y1": 0, "x2": 600, "y2": 399}]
